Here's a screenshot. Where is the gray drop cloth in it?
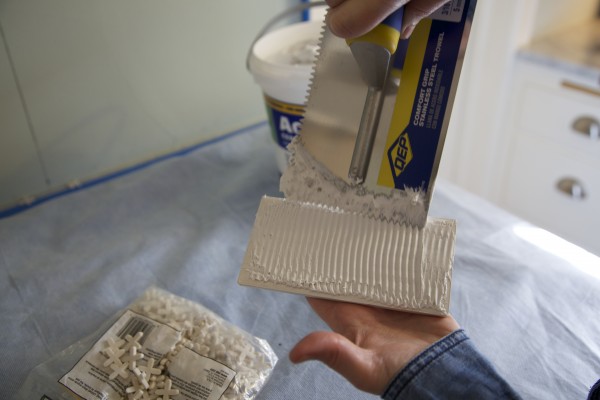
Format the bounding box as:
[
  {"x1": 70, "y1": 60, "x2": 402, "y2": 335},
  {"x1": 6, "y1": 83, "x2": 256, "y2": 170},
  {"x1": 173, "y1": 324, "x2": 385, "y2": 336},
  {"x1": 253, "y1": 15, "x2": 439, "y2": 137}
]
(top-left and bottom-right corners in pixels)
[{"x1": 1, "y1": 123, "x2": 599, "y2": 400}]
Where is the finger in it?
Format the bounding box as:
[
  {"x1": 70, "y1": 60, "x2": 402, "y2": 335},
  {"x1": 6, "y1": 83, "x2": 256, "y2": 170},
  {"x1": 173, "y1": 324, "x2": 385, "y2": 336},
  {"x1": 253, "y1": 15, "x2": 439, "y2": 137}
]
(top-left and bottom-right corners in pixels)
[
  {"x1": 402, "y1": 0, "x2": 450, "y2": 38},
  {"x1": 306, "y1": 297, "x2": 374, "y2": 333},
  {"x1": 305, "y1": 297, "x2": 338, "y2": 319},
  {"x1": 290, "y1": 331, "x2": 350, "y2": 364},
  {"x1": 326, "y1": 0, "x2": 408, "y2": 38},
  {"x1": 325, "y1": 0, "x2": 345, "y2": 8},
  {"x1": 290, "y1": 331, "x2": 385, "y2": 394}
]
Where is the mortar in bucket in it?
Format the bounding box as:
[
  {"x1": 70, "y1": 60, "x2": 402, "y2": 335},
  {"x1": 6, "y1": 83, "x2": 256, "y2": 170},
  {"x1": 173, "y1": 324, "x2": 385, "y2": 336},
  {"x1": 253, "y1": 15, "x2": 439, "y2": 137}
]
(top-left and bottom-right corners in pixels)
[{"x1": 247, "y1": 11, "x2": 323, "y2": 173}]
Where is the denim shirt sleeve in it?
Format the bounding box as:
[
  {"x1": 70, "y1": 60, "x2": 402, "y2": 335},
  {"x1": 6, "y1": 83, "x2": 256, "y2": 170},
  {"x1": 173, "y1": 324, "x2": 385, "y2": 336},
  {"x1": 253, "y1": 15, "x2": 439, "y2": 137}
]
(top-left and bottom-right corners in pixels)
[
  {"x1": 382, "y1": 329, "x2": 522, "y2": 400},
  {"x1": 589, "y1": 379, "x2": 600, "y2": 400}
]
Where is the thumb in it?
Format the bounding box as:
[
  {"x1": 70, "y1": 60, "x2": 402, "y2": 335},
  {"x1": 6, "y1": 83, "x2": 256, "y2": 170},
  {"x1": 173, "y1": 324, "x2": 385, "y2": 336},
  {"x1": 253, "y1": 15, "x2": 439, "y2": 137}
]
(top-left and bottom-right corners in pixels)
[
  {"x1": 402, "y1": 0, "x2": 451, "y2": 38},
  {"x1": 326, "y1": 0, "x2": 406, "y2": 38},
  {"x1": 290, "y1": 331, "x2": 382, "y2": 393}
]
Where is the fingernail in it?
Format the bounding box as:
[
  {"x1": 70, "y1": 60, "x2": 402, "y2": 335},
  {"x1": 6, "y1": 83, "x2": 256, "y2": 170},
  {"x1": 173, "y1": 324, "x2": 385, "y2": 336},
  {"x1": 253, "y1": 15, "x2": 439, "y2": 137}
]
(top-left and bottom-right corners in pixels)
[
  {"x1": 289, "y1": 354, "x2": 305, "y2": 364},
  {"x1": 324, "y1": 13, "x2": 341, "y2": 37},
  {"x1": 401, "y1": 23, "x2": 416, "y2": 40}
]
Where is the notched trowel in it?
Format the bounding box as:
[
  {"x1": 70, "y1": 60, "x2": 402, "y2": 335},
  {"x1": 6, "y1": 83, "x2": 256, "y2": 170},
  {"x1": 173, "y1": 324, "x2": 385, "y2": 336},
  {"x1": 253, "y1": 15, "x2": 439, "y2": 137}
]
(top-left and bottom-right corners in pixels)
[
  {"x1": 239, "y1": 1, "x2": 478, "y2": 315},
  {"x1": 282, "y1": 1, "x2": 476, "y2": 227}
]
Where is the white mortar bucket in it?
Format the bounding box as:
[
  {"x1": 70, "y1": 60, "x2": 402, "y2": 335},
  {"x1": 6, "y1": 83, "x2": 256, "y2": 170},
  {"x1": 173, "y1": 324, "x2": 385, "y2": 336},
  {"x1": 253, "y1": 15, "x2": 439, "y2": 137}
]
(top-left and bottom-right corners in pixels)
[{"x1": 248, "y1": 16, "x2": 323, "y2": 173}]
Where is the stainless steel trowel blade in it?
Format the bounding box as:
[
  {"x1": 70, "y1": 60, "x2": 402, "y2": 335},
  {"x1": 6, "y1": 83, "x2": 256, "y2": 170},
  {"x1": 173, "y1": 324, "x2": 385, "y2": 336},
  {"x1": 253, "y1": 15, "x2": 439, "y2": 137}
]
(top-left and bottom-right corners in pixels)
[{"x1": 300, "y1": 25, "x2": 394, "y2": 185}]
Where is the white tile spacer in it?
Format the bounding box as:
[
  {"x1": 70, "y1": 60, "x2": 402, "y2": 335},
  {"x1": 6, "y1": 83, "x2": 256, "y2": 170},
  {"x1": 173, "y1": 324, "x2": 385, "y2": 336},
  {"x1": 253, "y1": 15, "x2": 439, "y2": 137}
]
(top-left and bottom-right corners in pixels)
[
  {"x1": 155, "y1": 299, "x2": 172, "y2": 319},
  {"x1": 123, "y1": 346, "x2": 144, "y2": 370},
  {"x1": 124, "y1": 332, "x2": 144, "y2": 351},
  {"x1": 139, "y1": 390, "x2": 154, "y2": 400},
  {"x1": 132, "y1": 367, "x2": 150, "y2": 390},
  {"x1": 236, "y1": 344, "x2": 250, "y2": 366},
  {"x1": 109, "y1": 360, "x2": 130, "y2": 380},
  {"x1": 125, "y1": 383, "x2": 141, "y2": 394},
  {"x1": 104, "y1": 346, "x2": 126, "y2": 368},
  {"x1": 155, "y1": 378, "x2": 179, "y2": 400},
  {"x1": 137, "y1": 358, "x2": 161, "y2": 379},
  {"x1": 102, "y1": 337, "x2": 126, "y2": 368},
  {"x1": 18, "y1": 195, "x2": 36, "y2": 206},
  {"x1": 126, "y1": 388, "x2": 144, "y2": 400},
  {"x1": 66, "y1": 179, "x2": 82, "y2": 189},
  {"x1": 105, "y1": 337, "x2": 126, "y2": 351}
]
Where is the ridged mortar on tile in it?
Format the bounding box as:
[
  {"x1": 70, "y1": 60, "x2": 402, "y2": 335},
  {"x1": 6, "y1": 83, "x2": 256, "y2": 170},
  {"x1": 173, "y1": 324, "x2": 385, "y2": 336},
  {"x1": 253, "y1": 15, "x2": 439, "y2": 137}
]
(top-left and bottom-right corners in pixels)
[{"x1": 239, "y1": 196, "x2": 456, "y2": 315}]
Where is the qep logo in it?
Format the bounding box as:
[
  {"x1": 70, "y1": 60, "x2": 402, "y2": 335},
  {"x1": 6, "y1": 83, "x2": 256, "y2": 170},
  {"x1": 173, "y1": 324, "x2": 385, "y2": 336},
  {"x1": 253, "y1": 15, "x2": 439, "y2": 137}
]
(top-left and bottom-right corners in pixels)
[{"x1": 387, "y1": 131, "x2": 413, "y2": 180}]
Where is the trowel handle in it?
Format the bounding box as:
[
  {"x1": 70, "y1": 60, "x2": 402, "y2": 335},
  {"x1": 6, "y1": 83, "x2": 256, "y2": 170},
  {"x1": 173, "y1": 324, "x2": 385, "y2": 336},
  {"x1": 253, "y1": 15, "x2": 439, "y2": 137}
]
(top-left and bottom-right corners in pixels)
[
  {"x1": 346, "y1": 7, "x2": 404, "y2": 55},
  {"x1": 381, "y1": 7, "x2": 405, "y2": 35}
]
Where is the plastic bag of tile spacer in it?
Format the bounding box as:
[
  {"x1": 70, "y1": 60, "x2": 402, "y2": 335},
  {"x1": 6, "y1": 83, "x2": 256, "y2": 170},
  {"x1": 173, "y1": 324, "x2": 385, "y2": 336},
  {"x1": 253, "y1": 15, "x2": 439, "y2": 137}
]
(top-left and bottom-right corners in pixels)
[{"x1": 15, "y1": 287, "x2": 278, "y2": 400}]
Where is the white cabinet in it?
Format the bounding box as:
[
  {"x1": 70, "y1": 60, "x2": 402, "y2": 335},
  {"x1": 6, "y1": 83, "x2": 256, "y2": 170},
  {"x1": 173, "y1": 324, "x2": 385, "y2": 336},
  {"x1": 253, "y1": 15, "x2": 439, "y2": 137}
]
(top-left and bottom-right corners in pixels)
[
  {"x1": 439, "y1": 9, "x2": 600, "y2": 256},
  {"x1": 505, "y1": 135, "x2": 599, "y2": 253},
  {"x1": 435, "y1": 1, "x2": 600, "y2": 256},
  {"x1": 497, "y1": 24, "x2": 600, "y2": 255}
]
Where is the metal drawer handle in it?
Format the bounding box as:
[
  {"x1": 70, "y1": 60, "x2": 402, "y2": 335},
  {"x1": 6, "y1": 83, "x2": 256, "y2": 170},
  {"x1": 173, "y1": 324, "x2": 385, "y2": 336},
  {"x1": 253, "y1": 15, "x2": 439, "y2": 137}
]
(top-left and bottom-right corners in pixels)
[
  {"x1": 572, "y1": 116, "x2": 600, "y2": 140},
  {"x1": 556, "y1": 177, "x2": 586, "y2": 200}
]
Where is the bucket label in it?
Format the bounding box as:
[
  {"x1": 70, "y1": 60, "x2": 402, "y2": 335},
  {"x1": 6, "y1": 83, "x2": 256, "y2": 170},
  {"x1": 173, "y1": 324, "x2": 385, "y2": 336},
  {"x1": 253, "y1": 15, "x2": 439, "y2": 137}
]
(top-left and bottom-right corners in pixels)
[{"x1": 264, "y1": 95, "x2": 305, "y2": 149}]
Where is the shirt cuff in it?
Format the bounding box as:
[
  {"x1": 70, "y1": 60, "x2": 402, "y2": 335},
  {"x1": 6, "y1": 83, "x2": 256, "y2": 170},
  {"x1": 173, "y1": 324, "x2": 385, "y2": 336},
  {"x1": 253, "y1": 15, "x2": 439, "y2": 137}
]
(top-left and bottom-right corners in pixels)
[{"x1": 382, "y1": 329, "x2": 521, "y2": 400}]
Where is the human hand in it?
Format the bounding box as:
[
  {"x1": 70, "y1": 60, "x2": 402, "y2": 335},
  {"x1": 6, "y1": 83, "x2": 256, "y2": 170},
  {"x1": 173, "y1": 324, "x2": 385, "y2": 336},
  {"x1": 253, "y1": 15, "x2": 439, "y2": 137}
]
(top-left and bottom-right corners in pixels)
[
  {"x1": 289, "y1": 297, "x2": 460, "y2": 395},
  {"x1": 325, "y1": 0, "x2": 450, "y2": 39}
]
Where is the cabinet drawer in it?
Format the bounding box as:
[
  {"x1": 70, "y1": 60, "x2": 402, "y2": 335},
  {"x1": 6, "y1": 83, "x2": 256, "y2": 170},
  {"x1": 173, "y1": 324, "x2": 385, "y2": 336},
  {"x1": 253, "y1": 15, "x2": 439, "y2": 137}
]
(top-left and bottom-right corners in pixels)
[
  {"x1": 517, "y1": 84, "x2": 600, "y2": 157},
  {"x1": 504, "y1": 136, "x2": 600, "y2": 255}
]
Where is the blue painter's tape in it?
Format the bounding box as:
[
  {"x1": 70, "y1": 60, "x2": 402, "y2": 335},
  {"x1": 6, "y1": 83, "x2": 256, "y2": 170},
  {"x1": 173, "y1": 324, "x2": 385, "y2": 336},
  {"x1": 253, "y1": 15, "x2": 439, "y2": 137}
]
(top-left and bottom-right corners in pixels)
[
  {"x1": 0, "y1": 121, "x2": 268, "y2": 219},
  {"x1": 301, "y1": 0, "x2": 310, "y2": 21}
]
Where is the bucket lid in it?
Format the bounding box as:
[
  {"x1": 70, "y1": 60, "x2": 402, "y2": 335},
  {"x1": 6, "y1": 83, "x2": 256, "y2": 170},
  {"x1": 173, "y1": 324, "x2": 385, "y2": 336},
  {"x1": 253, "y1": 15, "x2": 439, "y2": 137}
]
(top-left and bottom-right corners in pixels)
[{"x1": 249, "y1": 21, "x2": 322, "y2": 83}]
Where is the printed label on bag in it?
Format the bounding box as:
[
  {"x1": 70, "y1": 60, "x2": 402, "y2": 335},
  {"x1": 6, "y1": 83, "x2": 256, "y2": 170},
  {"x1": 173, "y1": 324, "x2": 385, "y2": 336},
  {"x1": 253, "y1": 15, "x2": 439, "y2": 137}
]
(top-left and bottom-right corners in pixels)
[
  {"x1": 60, "y1": 311, "x2": 181, "y2": 399},
  {"x1": 168, "y1": 347, "x2": 235, "y2": 400},
  {"x1": 59, "y1": 310, "x2": 236, "y2": 400}
]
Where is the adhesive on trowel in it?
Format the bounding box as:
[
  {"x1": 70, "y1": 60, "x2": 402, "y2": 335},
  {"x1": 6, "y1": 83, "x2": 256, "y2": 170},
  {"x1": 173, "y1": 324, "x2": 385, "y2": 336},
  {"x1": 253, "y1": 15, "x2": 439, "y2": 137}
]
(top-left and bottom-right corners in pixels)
[{"x1": 239, "y1": 1, "x2": 477, "y2": 315}]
